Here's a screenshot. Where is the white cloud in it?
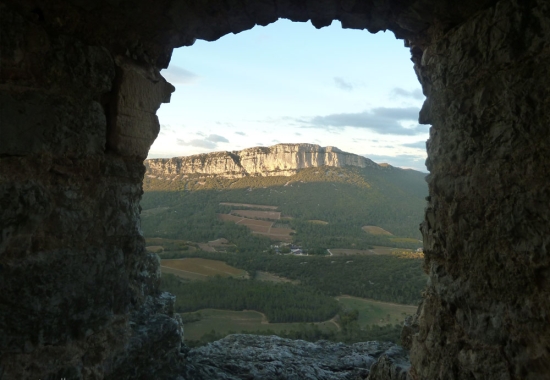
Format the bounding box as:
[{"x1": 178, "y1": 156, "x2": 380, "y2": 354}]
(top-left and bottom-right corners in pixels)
[
  {"x1": 177, "y1": 139, "x2": 217, "y2": 149},
  {"x1": 402, "y1": 140, "x2": 427, "y2": 150},
  {"x1": 334, "y1": 77, "x2": 354, "y2": 91},
  {"x1": 162, "y1": 65, "x2": 199, "y2": 84},
  {"x1": 366, "y1": 153, "x2": 427, "y2": 172},
  {"x1": 391, "y1": 88, "x2": 424, "y2": 100},
  {"x1": 304, "y1": 107, "x2": 427, "y2": 136},
  {"x1": 207, "y1": 134, "x2": 229, "y2": 143}
]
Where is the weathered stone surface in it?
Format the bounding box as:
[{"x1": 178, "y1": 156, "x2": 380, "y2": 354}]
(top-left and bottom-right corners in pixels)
[
  {"x1": 0, "y1": 2, "x2": 184, "y2": 379},
  {"x1": 408, "y1": 0, "x2": 550, "y2": 379},
  {"x1": 185, "y1": 334, "x2": 395, "y2": 380},
  {"x1": 368, "y1": 345, "x2": 411, "y2": 380},
  {"x1": 108, "y1": 56, "x2": 175, "y2": 159},
  {"x1": 145, "y1": 143, "x2": 379, "y2": 179},
  {"x1": 2, "y1": 0, "x2": 550, "y2": 378}
]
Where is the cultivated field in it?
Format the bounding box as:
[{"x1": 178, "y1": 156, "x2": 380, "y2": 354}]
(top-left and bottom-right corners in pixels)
[
  {"x1": 329, "y1": 248, "x2": 379, "y2": 256},
  {"x1": 219, "y1": 202, "x2": 278, "y2": 210},
  {"x1": 238, "y1": 219, "x2": 273, "y2": 228},
  {"x1": 336, "y1": 296, "x2": 417, "y2": 326},
  {"x1": 362, "y1": 225, "x2": 393, "y2": 235},
  {"x1": 328, "y1": 246, "x2": 416, "y2": 256},
  {"x1": 218, "y1": 214, "x2": 294, "y2": 242},
  {"x1": 182, "y1": 309, "x2": 338, "y2": 341},
  {"x1": 231, "y1": 210, "x2": 281, "y2": 220},
  {"x1": 160, "y1": 258, "x2": 248, "y2": 281},
  {"x1": 255, "y1": 271, "x2": 299, "y2": 284},
  {"x1": 218, "y1": 213, "x2": 244, "y2": 223},
  {"x1": 145, "y1": 245, "x2": 164, "y2": 253},
  {"x1": 370, "y1": 246, "x2": 417, "y2": 255},
  {"x1": 144, "y1": 237, "x2": 196, "y2": 253},
  {"x1": 308, "y1": 220, "x2": 329, "y2": 225},
  {"x1": 389, "y1": 237, "x2": 422, "y2": 245}
]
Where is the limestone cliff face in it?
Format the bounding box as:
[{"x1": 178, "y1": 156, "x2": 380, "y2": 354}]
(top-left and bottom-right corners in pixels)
[{"x1": 145, "y1": 143, "x2": 379, "y2": 178}]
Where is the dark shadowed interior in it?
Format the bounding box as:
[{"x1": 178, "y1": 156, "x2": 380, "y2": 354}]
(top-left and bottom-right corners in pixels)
[{"x1": 1, "y1": 0, "x2": 549, "y2": 378}]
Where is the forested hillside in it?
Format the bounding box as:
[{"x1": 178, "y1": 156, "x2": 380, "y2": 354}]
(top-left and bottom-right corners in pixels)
[{"x1": 142, "y1": 165, "x2": 427, "y2": 244}]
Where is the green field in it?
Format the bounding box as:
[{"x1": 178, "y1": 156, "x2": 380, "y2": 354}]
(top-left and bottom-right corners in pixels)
[
  {"x1": 182, "y1": 309, "x2": 339, "y2": 341},
  {"x1": 336, "y1": 296, "x2": 417, "y2": 326},
  {"x1": 182, "y1": 296, "x2": 417, "y2": 342},
  {"x1": 160, "y1": 258, "x2": 248, "y2": 281},
  {"x1": 145, "y1": 237, "x2": 197, "y2": 254}
]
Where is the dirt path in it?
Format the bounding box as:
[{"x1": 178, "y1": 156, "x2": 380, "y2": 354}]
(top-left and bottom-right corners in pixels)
[
  {"x1": 160, "y1": 266, "x2": 208, "y2": 277},
  {"x1": 242, "y1": 309, "x2": 269, "y2": 324},
  {"x1": 203, "y1": 265, "x2": 244, "y2": 276},
  {"x1": 328, "y1": 317, "x2": 341, "y2": 331}
]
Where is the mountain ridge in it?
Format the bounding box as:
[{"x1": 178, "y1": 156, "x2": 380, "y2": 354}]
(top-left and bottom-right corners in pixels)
[{"x1": 145, "y1": 143, "x2": 384, "y2": 179}]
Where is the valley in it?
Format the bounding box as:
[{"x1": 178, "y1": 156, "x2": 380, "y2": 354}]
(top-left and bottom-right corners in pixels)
[{"x1": 141, "y1": 144, "x2": 428, "y2": 347}]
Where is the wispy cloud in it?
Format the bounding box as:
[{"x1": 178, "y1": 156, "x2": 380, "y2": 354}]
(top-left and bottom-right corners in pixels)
[
  {"x1": 303, "y1": 107, "x2": 427, "y2": 136},
  {"x1": 402, "y1": 140, "x2": 427, "y2": 150},
  {"x1": 334, "y1": 77, "x2": 354, "y2": 91},
  {"x1": 366, "y1": 154, "x2": 428, "y2": 172},
  {"x1": 162, "y1": 65, "x2": 199, "y2": 85},
  {"x1": 177, "y1": 133, "x2": 229, "y2": 149},
  {"x1": 207, "y1": 134, "x2": 229, "y2": 143},
  {"x1": 177, "y1": 139, "x2": 217, "y2": 149},
  {"x1": 235, "y1": 131, "x2": 246, "y2": 136},
  {"x1": 391, "y1": 88, "x2": 424, "y2": 100}
]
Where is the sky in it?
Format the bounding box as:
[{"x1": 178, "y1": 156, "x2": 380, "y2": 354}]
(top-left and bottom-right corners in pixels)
[{"x1": 152, "y1": 19, "x2": 429, "y2": 172}]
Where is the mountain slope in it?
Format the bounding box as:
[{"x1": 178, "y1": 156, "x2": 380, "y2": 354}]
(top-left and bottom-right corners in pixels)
[{"x1": 141, "y1": 144, "x2": 428, "y2": 245}]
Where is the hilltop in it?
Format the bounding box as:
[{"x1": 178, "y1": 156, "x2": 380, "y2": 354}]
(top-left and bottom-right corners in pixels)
[{"x1": 145, "y1": 143, "x2": 381, "y2": 179}]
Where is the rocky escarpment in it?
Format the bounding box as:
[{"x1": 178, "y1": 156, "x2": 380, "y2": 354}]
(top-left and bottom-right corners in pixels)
[
  {"x1": 185, "y1": 334, "x2": 410, "y2": 380},
  {"x1": 145, "y1": 143, "x2": 379, "y2": 178}
]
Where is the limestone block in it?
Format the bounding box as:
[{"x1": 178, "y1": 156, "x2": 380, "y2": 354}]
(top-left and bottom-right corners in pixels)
[{"x1": 108, "y1": 56, "x2": 174, "y2": 159}]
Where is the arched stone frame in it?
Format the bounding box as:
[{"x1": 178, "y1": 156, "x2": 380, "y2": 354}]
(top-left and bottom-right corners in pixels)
[{"x1": 1, "y1": 0, "x2": 549, "y2": 379}]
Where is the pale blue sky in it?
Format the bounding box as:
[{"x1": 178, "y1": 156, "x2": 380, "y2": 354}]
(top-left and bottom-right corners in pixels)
[{"x1": 152, "y1": 19, "x2": 429, "y2": 171}]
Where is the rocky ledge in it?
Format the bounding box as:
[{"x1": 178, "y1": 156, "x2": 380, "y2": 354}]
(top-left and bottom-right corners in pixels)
[
  {"x1": 145, "y1": 143, "x2": 380, "y2": 179},
  {"x1": 184, "y1": 334, "x2": 411, "y2": 380}
]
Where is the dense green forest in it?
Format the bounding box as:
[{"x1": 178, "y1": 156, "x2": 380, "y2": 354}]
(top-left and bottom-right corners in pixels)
[
  {"x1": 159, "y1": 250, "x2": 426, "y2": 305},
  {"x1": 163, "y1": 274, "x2": 340, "y2": 323}
]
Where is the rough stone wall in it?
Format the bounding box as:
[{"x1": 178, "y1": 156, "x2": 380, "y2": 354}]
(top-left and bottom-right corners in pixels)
[
  {"x1": 0, "y1": 3, "x2": 183, "y2": 378},
  {"x1": 2, "y1": 0, "x2": 550, "y2": 379},
  {"x1": 410, "y1": 0, "x2": 550, "y2": 378}
]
